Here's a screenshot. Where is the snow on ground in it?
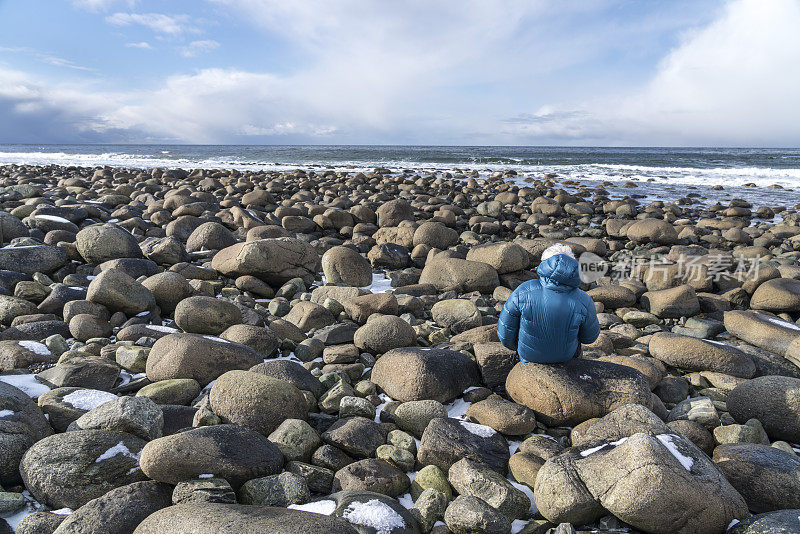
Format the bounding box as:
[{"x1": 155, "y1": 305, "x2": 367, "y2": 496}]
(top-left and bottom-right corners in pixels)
[
  {"x1": 374, "y1": 393, "x2": 393, "y2": 423},
  {"x1": 0, "y1": 409, "x2": 14, "y2": 418},
  {"x1": 18, "y1": 341, "x2": 50, "y2": 355},
  {"x1": 62, "y1": 389, "x2": 118, "y2": 411},
  {"x1": 508, "y1": 480, "x2": 538, "y2": 516},
  {"x1": 397, "y1": 493, "x2": 414, "y2": 510},
  {"x1": 445, "y1": 398, "x2": 470, "y2": 420},
  {"x1": 0, "y1": 491, "x2": 51, "y2": 530},
  {"x1": 288, "y1": 500, "x2": 337, "y2": 515},
  {"x1": 367, "y1": 272, "x2": 394, "y2": 293},
  {"x1": 511, "y1": 520, "x2": 531, "y2": 534},
  {"x1": 0, "y1": 374, "x2": 51, "y2": 398},
  {"x1": 341, "y1": 499, "x2": 406, "y2": 534},
  {"x1": 656, "y1": 434, "x2": 694, "y2": 471}
]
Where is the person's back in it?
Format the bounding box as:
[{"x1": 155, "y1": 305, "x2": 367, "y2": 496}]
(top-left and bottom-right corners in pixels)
[{"x1": 498, "y1": 244, "x2": 600, "y2": 363}]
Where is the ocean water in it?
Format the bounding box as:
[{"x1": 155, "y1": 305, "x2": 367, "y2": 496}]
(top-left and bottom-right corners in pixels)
[{"x1": 1, "y1": 144, "x2": 799, "y2": 207}]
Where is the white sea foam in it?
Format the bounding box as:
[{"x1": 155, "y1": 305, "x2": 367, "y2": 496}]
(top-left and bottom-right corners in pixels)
[{"x1": 2, "y1": 150, "x2": 799, "y2": 190}]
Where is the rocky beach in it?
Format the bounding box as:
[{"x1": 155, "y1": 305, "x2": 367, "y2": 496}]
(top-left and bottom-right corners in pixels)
[{"x1": 0, "y1": 162, "x2": 799, "y2": 534}]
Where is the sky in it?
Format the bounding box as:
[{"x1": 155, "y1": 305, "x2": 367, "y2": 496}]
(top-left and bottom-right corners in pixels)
[{"x1": 0, "y1": 0, "x2": 798, "y2": 146}]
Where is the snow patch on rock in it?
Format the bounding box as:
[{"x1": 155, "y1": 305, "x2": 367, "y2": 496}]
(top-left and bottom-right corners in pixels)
[
  {"x1": 459, "y1": 420, "x2": 496, "y2": 438},
  {"x1": 288, "y1": 500, "x2": 337, "y2": 515},
  {"x1": 62, "y1": 389, "x2": 118, "y2": 411},
  {"x1": 18, "y1": 341, "x2": 51, "y2": 355},
  {"x1": 341, "y1": 499, "x2": 406, "y2": 534}
]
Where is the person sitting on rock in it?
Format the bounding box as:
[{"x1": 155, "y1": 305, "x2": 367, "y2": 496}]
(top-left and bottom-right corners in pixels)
[{"x1": 498, "y1": 243, "x2": 600, "y2": 363}]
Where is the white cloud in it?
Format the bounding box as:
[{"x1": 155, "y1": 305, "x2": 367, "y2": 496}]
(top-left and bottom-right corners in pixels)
[
  {"x1": 103, "y1": 68, "x2": 340, "y2": 142},
  {"x1": 3, "y1": 0, "x2": 799, "y2": 145},
  {"x1": 0, "y1": 47, "x2": 93, "y2": 72},
  {"x1": 73, "y1": 0, "x2": 136, "y2": 12},
  {"x1": 106, "y1": 12, "x2": 198, "y2": 36},
  {"x1": 0, "y1": 66, "x2": 130, "y2": 142},
  {"x1": 504, "y1": 0, "x2": 800, "y2": 146},
  {"x1": 180, "y1": 40, "x2": 220, "y2": 58},
  {"x1": 125, "y1": 41, "x2": 154, "y2": 50}
]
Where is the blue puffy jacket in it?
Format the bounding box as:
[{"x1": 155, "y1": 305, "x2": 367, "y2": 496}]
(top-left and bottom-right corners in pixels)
[{"x1": 497, "y1": 253, "x2": 600, "y2": 363}]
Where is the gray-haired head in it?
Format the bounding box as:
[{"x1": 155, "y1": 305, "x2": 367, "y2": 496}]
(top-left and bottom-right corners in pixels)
[{"x1": 541, "y1": 243, "x2": 576, "y2": 262}]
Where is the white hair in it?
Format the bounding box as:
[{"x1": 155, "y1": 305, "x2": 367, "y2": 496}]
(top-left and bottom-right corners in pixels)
[{"x1": 541, "y1": 243, "x2": 576, "y2": 261}]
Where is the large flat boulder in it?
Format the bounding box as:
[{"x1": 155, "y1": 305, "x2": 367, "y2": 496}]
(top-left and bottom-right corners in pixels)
[
  {"x1": 211, "y1": 238, "x2": 320, "y2": 287},
  {"x1": 506, "y1": 359, "x2": 653, "y2": 427},
  {"x1": 535, "y1": 432, "x2": 748, "y2": 533},
  {"x1": 133, "y1": 503, "x2": 358, "y2": 534}
]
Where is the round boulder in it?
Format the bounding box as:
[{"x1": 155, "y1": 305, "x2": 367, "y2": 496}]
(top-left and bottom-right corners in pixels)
[
  {"x1": 353, "y1": 316, "x2": 416, "y2": 355},
  {"x1": 321, "y1": 246, "x2": 373, "y2": 287},
  {"x1": 0, "y1": 381, "x2": 53, "y2": 486},
  {"x1": 86, "y1": 269, "x2": 155, "y2": 316},
  {"x1": 186, "y1": 222, "x2": 237, "y2": 253},
  {"x1": 465, "y1": 243, "x2": 530, "y2": 274},
  {"x1": 713, "y1": 443, "x2": 800, "y2": 513},
  {"x1": 76, "y1": 224, "x2": 142, "y2": 265},
  {"x1": 430, "y1": 299, "x2": 482, "y2": 334},
  {"x1": 141, "y1": 272, "x2": 194, "y2": 315},
  {"x1": 641, "y1": 285, "x2": 700, "y2": 319},
  {"x1": 648, "y1": 332, "x2": 755, "y2": 378},
  {"x1": 376, "y1": 199, "x2": 414, "y2": 227},
  {"x1": 506, "y1": 359, "x2": 654, "y2": 427},
  {"x1": 139, "y1": 424, "x2": 283, "y2": 488},
  {"x1": 174, "y1": 296, "x2": 242, "y2": 335},
  {"x1": 20, "y1": 430, "x2": 147, "y2": 509},
  {"x1": 750, "y1": 278, "x2": 800, "y2": 312},
  {"x1": 209, "y1": 370, "x2": 309, "y2": 435},
  {"x1": 412, "y1": 222, "x2": 459, "y2": 250},
  {"x1": 727, "y1": 376, "x2": 800, "y2": 443},
  {"x1": 418, "y1": 258, "x2": 499, "y2": 293},
  {"x1": 371, "y1": 347, "x2": 481, "y2": 403},
  {"x1": 211, "y1": 238, "x2": 321, "y2": 287},
  {"x1": 146, "y1": 333, "x2": 262, "y2": 386},
  {"x1": 626, "y1": 219, "x2": 679, "y2": 245}
]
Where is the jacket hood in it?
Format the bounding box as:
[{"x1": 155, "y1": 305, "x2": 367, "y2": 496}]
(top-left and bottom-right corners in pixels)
[{"x1": 536, "y1": 253, "x2": 582, "y2": 291}]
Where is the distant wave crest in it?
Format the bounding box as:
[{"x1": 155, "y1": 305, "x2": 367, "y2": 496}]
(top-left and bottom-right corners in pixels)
[{"x1": 1, "y1": 149, "x2": 799, "y2": 189}]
